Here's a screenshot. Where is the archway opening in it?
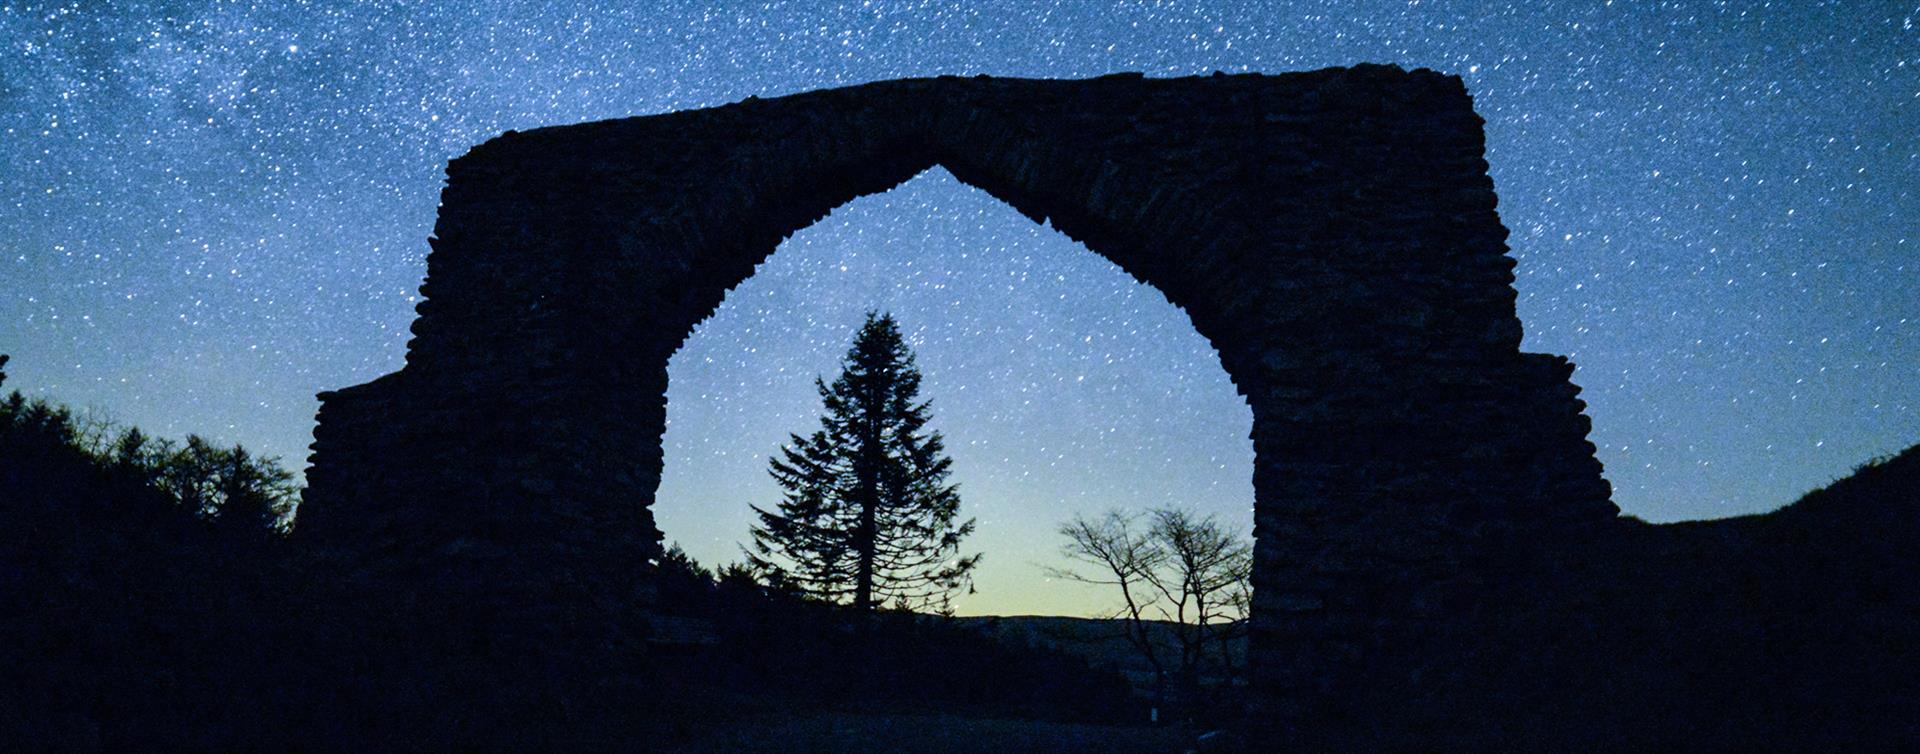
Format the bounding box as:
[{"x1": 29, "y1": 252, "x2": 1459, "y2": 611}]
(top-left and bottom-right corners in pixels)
[{"x1": 654, "y1": 167, "x2": 1254, "y2": 618}]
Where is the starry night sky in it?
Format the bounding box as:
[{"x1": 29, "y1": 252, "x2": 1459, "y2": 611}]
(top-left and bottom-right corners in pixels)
[{"x1": 3, "y1": 2, "x2": 1914, "y2": 617}]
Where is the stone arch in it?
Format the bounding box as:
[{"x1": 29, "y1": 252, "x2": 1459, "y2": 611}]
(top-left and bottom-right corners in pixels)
[{"x1": 300, "y1": 66, "x2": 1617, "y2": 721}]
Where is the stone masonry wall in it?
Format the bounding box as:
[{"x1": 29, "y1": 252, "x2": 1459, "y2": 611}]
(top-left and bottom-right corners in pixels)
[{"x1": 298, "y1": 65, "x2": 1620, "y2": 732}]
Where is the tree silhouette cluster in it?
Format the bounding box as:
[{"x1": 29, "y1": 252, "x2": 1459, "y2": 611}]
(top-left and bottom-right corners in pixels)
[
  {"x1": 0, "y1": 356, "x2": 297, "y2": 540},
  {"x1": 0, "y1": 355, "x2": 304, "y2": 747},
  {"x1": 748, "y1": 312, "x2": 980, "y2": 614}
]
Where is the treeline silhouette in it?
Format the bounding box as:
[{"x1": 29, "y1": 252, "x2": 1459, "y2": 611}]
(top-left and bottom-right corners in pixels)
[
  {"x1": 0, "y1": 355, "x2": 1143, "y2": 748},
  {"x1": 0, "y1": 355, "x2": 308, "y2": 747}
]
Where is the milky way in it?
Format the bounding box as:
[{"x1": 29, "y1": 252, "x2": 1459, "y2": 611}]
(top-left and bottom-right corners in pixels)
[{"x1": 3, "y1": 2, "x2": 1914, "y2": 616}]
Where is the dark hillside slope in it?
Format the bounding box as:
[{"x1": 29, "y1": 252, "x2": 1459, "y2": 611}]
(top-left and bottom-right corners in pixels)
[
  {"x1": 1381, "y1": 443, "x2": 1920, "y2": 751},
  {"x1": 1755, "y1": 442, "x2": 1920, "y2": 558},
  {"x1": 1688, "y1": 444, "x2": 1920, "y2": 740}
]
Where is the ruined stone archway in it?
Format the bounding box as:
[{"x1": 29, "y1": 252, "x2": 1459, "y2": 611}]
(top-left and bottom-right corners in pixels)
[{"x1": 300, "y1": 65, "x2": 1618, "y2": 721}]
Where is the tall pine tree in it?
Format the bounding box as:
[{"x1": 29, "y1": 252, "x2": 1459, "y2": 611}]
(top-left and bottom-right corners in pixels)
[{"x1": 748, "y1": 312, "x2": 980, "y2": 613}]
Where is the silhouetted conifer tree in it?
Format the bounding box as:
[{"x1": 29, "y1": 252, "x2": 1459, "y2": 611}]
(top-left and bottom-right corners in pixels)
[
  {"x1": 211, "y1": 444, "x2": 297, "y2": 540},
  {"x1": 112, "y1": 426, "x2": 150, "y2": 472},
  {"x1": 748, "y1": 312, "x2": 980, "y2": 613},
  {"x1": 655, "y1": 543, "x2": 717, "y2": 612}
]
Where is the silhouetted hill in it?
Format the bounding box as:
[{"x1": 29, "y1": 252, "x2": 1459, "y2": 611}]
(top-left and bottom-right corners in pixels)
[
  {"x1": 1351, "y1": 443, "x2": 1920, "y2": 751},
  {"x1": 1753, "y1": 442, "x2": 1920, "y2": 554},
  {"x1": 952, "y1": 615, "x2": 1247, "y2": 686},
  {"x1": 1626, "y1": 443, "x2": 1920, "y2": 748}
]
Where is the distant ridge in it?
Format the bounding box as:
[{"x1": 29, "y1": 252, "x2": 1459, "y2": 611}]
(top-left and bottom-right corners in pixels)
[{"x1": 949, "y1": 614, "x2": 1246, "y2": 693}]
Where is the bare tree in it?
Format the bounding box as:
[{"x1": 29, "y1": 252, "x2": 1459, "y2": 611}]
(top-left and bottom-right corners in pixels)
[
  {"x1": 1053, "y1": 511, "x2": 1173, "y2": 685},
  {"x1": 1149, "y1": 508, "x2": 1252, "y2": 694},
  {"x1": 1053, "y1": 507, "x2": 1252, "y2": 709}
]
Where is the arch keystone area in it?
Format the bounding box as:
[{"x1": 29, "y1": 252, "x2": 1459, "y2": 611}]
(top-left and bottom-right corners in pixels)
[{"x1": 300, "y1": 65, "x2": 1618, "y2": 719}]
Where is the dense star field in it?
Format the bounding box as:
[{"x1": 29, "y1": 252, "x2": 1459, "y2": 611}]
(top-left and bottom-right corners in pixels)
[{"x1": 2, "y1": 2, "x2": 1913, "y2": 616}]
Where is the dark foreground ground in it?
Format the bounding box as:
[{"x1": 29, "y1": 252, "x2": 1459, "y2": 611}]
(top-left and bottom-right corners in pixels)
[
  {"x1": 4, "y1": 372, "x2": 1918, "y2": 750},
  {"x1": 675, "y1": 710, "x2": 1195, "y2": 754}
]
